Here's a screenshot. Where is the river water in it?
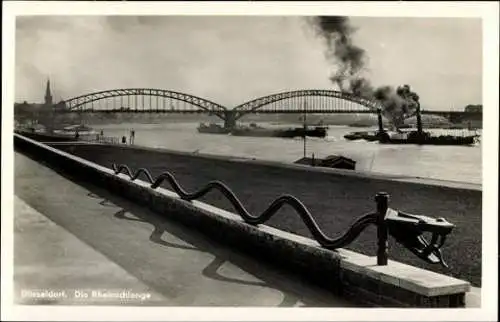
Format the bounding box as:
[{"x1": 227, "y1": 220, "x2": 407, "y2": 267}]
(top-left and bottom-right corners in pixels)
[{"x1": 92, "y1": 122, "x2": 482, "y2": 185}]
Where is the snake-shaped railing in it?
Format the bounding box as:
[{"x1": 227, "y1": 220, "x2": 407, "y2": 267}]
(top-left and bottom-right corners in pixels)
[
  {"x1": 111, "y1": 163, "x2": 379, "y2": 250},
  {"x1": 111, "y1": 163, "x2": 455, "y2": 267}
]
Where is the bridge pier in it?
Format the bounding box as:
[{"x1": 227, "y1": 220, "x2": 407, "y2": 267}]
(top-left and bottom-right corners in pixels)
[
  {"x1": 377, "y1": 108, "x2": 384, "y2": 133},
  {"x1": 223, "y1": 111, "x2": 237, "y2": 130},
  {"x1": 416, "y1": 102, "x2": 423, "y2": 135}
]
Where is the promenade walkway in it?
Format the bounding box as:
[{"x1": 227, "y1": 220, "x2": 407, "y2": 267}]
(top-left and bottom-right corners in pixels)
[{"x1": 14, "y1": 152, "x2": 355, "y2": 307}]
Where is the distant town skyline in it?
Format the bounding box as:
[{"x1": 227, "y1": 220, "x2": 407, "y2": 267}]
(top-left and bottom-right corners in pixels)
[{"x1": 15, "y1": 15, "x2": 482, "y2": 110}]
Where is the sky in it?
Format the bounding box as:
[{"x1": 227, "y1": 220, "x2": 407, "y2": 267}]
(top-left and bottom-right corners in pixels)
[{"x1": 14, "y1": 15, "x2": 482, "y2": 110}]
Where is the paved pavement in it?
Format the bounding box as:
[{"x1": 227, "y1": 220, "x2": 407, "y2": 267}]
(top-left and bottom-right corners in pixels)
[{"x1": 13, "y1": 152, "x2": 356, "y2": 307}]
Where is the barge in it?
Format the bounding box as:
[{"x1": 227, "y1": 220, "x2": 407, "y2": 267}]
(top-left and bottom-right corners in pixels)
[
  {"x1": 344, "y1": 129, "x2": 478, "y2": 146},
  {"x1": 378, "y1": 131, "x2": 478, "y2": 146},
  {"x1": 198, "y1": 122, "x2": 328, "y2": 138},
  {"x1": 230, "y1": 123, "x2": 277, "y2": 137},
  {"x1": 231, "y1": 123, "x2": 327, "y2": 138},
  {"x1": 274, "y1": 126, "x2": 328, "y2": 138}
]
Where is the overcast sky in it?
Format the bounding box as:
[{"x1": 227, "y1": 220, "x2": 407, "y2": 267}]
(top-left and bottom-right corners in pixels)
[{"x1": 15, "y1": 15, "x2": 482, "y2": 110}]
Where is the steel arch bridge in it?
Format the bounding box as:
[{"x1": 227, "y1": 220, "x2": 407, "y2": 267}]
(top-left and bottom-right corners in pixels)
[
  {"x1": 60, "y1": 88, "x2": 384, "y2": 128},
  {"x1": 232, "y1": 89, "x2": 382, "y2": 119},
  {"x1": 54, "y1": 87, "x2": 481, "y2": 129},
  {"x1": 63, "y1": 88, "x2": 229, "y2": 118}
]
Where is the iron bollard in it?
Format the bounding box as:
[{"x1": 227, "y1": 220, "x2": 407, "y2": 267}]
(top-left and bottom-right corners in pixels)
[{"x1": 375, "y1": 192, "x2": 389, "y2": 265}]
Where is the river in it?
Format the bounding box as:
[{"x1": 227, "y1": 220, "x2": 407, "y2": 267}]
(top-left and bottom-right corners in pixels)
[{"x1": 91, "y1": 122, "x2": 482, "y2": 185}]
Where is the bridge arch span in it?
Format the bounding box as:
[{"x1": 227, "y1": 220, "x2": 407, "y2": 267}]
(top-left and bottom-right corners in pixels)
[
  {"x1": 63, "y1": 88, "x2": 228, "y2": 117},
  {"x1": 232, "y1": 89, "x2": 382, "y2": 119}
]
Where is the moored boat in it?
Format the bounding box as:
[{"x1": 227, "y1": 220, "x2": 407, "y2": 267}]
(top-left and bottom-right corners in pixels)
[
  {"x1": 53, "y1": 124, "x2": 98, "y2": 137},
  {"x1": 16, "y1": 123, "x2": 99, "y2": 142},
  {"x1": 15, "y1": 126, "x2": 78, "y2": 142}
]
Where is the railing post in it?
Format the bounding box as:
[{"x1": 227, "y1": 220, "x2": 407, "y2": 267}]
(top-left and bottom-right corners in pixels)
[{"x1": 375, "y1": 192, "x2": 389, "y2": 265}]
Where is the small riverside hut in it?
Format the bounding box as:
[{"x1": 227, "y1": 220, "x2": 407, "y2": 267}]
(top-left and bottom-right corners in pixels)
[
  {"x1": 294, "y1": 155, "x2": 356, "y2": 170},
  {"x1": 321, "y1": 155, "x2": 356, "y2": 170}
]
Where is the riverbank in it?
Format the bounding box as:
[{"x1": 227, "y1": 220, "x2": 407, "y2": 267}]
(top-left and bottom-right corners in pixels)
[{"x1": 50, "y1": 142, "x2": 482, "y2": 287}]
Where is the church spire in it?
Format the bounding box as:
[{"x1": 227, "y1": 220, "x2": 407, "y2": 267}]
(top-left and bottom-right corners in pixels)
[{"x1": 44, "y1": 78, "x2": 53, "y2": 106}]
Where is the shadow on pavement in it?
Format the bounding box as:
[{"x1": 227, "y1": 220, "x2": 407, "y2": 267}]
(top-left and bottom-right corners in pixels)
[{"x1": 83, "y1": 184, "x2": 351, "y2": 307}]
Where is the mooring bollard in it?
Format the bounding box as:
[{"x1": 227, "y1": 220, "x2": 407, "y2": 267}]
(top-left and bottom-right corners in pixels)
[{"x1": 375, "y1": 192, "x2": 389, "y2": 265}]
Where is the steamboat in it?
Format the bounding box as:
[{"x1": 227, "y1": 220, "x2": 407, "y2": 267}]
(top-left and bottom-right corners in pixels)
[{"x1": 344, "y1": 98, "x2": 480, "y2": 146}]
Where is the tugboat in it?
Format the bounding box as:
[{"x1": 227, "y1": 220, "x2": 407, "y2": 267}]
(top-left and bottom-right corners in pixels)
[{"x1": 375, "y1": 100, "x2": 479, "y2": 146}]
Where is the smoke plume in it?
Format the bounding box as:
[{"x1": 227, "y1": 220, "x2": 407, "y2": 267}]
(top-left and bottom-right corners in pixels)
[
  {"x1": 312, "y1": 16, "x2": 367, "y2": 92},
  {"x1": 311, "y1": 16, "x2": 420, "y2": 128}
]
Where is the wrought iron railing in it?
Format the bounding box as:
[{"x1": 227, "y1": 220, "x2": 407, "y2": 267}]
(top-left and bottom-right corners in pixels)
[{"x1": 112, "y1": 163, "x2": 455, "y2": 267}]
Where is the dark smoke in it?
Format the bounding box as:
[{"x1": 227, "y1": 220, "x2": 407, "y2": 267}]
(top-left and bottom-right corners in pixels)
[
  {"x1": 312, "y1": 16, "x2": 366, "y2": 92},
  {"x1": 311, "y1": 16, "x2": 420, "y2": 128},
  {"x1": 374, "y1": 85, "x2": 420, "y2": 127}
]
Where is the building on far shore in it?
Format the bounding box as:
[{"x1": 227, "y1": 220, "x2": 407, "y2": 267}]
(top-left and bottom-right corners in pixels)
[{"x1": 15, "y1": 79, "x2": 67, "y2": 125}]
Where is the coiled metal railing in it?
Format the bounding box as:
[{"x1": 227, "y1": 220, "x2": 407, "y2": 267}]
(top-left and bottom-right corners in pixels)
[
  {"x1": 111, "y1": 162, "x2": 456, "y2": 268},
  {"x1": 112, "y1": 163, "x2": 381, "y2": 251}
]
